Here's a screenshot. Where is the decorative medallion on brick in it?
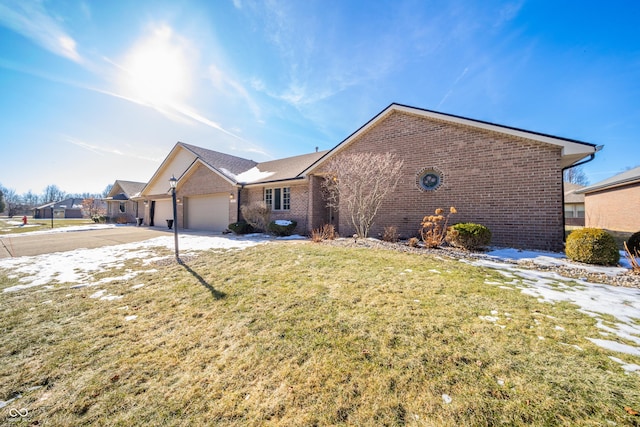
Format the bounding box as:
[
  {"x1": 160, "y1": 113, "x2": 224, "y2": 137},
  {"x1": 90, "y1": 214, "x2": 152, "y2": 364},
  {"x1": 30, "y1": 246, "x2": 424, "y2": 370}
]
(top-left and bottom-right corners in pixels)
[{"x1": 416, "y1": 167, "x2": 443, "y2": 191}]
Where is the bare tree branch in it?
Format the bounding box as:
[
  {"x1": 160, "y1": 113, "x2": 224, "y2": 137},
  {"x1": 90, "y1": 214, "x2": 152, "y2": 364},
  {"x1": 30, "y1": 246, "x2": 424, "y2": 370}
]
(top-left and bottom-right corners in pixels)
[{"x1": 322, "y1": 152, "x2": 404, "y2": 238}]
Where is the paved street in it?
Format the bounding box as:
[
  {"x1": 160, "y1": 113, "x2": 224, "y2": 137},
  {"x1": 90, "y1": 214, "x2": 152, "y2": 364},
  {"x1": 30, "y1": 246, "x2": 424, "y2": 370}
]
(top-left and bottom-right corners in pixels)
[{"x1": 0, "y1": 226, "x2": 170, "y2": 258}]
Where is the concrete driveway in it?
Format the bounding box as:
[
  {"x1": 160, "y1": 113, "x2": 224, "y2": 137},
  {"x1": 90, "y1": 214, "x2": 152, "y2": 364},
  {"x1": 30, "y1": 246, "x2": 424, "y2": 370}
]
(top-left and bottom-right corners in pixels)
[{"x1": 0, "y1": 226, "x2": 171, "y2": 258}]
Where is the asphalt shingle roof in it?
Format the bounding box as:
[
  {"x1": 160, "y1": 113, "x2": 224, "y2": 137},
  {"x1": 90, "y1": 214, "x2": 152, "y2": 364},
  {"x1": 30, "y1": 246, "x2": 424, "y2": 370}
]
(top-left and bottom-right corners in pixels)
[
  {"x1": 180, "y1": 142, "x2": 258, "y2": 181},
  {"x1": 114, "y1": 180, "x2": 147, "y2": 198},
  {"x1": 577, "y1": 166, "x2": 640, "y2": 194}
]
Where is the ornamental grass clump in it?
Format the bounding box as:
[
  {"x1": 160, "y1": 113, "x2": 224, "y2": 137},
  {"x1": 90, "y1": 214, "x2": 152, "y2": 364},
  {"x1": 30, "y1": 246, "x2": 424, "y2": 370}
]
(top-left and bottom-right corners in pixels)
[
  {"x1": 624, "y1": 231, "x2": 640, "y2": 273},
  {"x1": 382, "y1": 226, "x2": 399, "y2": 243},
  {"x1": 565, "y1": 228, "x2": 620, "y2": 266},
  {"x1": 420, "y1": 207, "x2": 456, "y2": 248},
  {"x1": 446, "y1": 223, "x2": 492, "y2": 251},
  {"x1": 240, "y1": 202, "x2": 271, "y2": 232},
  {"x1": 311, "y1": 224, "x2": 336, "y2": 242}
]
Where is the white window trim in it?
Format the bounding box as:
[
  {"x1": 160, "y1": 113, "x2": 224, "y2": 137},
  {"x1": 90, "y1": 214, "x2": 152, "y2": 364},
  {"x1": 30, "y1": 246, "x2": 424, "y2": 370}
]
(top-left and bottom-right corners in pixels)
[{"x1": 264, "y1": 187, "x2": 291, "y2": 211}]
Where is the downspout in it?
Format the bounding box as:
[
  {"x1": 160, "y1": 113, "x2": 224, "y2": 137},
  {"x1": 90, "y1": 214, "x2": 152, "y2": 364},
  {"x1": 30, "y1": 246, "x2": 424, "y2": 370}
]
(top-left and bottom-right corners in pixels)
[
  {"x1": 236, "y1": 184, "x2": 244, "y2": 222},
  {"x1": 560, "y1": 145, "x2": 603, "y2": 243}
]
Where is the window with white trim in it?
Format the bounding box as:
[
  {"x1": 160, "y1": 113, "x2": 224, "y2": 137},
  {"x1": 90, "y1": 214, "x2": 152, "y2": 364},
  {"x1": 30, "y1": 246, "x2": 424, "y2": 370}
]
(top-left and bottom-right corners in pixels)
[{"x1": 264, "y1": 187, "x2": 290, "y2": 211}]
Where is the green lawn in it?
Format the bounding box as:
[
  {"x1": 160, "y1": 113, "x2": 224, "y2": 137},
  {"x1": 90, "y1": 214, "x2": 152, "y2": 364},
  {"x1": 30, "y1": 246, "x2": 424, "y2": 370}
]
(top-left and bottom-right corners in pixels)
[{"x1": 1, "y1": 243, "x2": 639, "y2": 426}]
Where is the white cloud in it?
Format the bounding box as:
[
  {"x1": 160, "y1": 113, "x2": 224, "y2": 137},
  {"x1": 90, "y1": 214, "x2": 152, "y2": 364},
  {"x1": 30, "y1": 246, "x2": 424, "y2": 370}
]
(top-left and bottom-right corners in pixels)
[
  {"x1": 0, "y1": 0, "x2": 82, "y2": 62},
  {"x1": 207, "y1": 64, "x2": 262, "y2": 120}
]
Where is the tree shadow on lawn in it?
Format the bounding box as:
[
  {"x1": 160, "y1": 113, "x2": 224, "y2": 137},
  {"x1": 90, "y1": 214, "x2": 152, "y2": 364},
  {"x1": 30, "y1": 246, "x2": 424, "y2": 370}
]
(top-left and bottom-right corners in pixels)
[{"x1": 181, "y1": 261, "x2": 226, "y2": 300}]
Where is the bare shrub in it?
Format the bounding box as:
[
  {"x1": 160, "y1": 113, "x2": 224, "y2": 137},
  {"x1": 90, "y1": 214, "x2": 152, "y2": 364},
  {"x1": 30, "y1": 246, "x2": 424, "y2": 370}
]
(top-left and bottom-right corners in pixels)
[
  {"x1": 382, "y1": 226, "x2": 399, "y2": 243},
  {"x1": 311, "y1": 224, "x2": 336, "y2": 243},
  {"x1": 624, "y1": 242, "x2": 640, "y2": 274},
  {"x1": 420, "y1": 207, "x2": 457, "y2": 248},
  {"x1": 240, "y1": 202, "x2": 271, "y2": 232},
  {"x1": 322, "y1": 152, "x2": 404, "y2": 238},
  {"x1": 407, "y1": 237, "x2": 420, "y2": 248}
]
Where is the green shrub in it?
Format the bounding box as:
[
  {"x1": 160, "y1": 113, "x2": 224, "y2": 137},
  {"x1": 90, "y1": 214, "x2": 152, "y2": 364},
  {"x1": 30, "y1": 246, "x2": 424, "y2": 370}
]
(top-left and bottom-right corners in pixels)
[
  {"x1": 228, "y1": 221, "x2": 254, "y2": 235},
  {"x1": 445, "y1": 223, "x2": 492, "y2": 250},
  {"x1": 92, "y1": 215, "x2": 106, "y2": 223},
  {"x1": 627, "y1": 231, "x2": 640, "y2": 254},
  {"x1": 565, "y1": 228, "x2": 620, "y2": 266},
  {"x1": 267, "y1": 220, "x2": 297, "y2": 237}
]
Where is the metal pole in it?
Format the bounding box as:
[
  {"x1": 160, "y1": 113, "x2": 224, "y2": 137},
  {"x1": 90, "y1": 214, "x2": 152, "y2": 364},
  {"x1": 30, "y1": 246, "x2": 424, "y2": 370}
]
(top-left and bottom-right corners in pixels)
[{"x1": 172, "y1": 188, "x2": 179, "y2": 262}]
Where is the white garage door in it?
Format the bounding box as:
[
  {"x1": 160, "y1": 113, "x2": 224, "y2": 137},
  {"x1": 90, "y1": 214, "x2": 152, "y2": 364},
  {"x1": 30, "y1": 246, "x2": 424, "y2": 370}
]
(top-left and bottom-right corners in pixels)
[
  {"x1": 186, "y1": 194, "x2": 230, "y2": 231},
  {"x1": 151, "y1": 199, "x2": 174, "y2": 228}
]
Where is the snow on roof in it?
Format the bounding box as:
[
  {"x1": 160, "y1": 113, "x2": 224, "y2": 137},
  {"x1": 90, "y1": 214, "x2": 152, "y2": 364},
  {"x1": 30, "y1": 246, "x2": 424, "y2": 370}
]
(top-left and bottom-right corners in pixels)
[{"x1": 233, "y1": 166, "x2": 276, "y2": 184}]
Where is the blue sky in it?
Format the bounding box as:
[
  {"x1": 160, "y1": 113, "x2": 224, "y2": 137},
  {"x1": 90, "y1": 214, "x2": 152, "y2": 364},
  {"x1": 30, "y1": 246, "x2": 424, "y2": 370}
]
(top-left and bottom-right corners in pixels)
[{"x1": 1, "y1": 0, "x2": 638, "y2": 195}]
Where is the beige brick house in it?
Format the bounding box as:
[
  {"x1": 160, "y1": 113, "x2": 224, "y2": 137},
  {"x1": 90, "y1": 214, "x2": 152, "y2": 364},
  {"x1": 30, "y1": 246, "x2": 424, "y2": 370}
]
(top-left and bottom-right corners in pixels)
[
  {"x1": 137, "y1": 103, "x2": 598, "y2": 251},
  {"x1": 106, "y1": 180, "x2": 146, "y2": 223},
  {"x1": 577, "y1": 166, "x2": 640, "y2": 232},
  {"x1": 563, "y1": 182, "x2": 586, "y2": 227}
]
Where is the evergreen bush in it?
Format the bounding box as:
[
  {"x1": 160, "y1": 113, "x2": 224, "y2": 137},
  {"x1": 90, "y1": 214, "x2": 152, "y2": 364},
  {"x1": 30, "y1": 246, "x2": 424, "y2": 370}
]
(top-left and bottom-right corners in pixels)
[
  {"x1": 446, "y1": 223, "x2": 492, "y2": 250},
  {"x1": 565, "y1": 228, "x2": 620, "y2": 266},
  {"x1": 228, "y1": 221, "x2": 254, "y2": 235},
  {"x1": 627, "y1": 231, "x2": 640, "y2": 254},
  {"x1": 267, "y1": 220, "x2": 297, "y2": 236}
]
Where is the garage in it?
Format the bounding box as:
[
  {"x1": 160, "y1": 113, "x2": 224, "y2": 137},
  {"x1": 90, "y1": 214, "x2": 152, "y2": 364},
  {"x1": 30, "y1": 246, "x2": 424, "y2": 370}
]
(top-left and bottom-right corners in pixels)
[
  {"x1": 151, "y1": 199, "x2": 173, "y2": 228},
  {"x1": 186, "y1": 194, "x2": 230, "y2": 231}
]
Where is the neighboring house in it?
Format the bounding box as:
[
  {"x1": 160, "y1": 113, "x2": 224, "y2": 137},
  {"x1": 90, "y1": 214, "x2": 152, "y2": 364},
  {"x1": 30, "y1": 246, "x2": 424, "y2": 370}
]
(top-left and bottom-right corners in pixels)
[
  {"x1": 137, "y1": 142, "x2": 327, "y2": 230},
  {"x1": 105, "y1": 180, "x2": 146, "y2": 223},
  {"x1": 563, "y1": 182, "x2": 585, "y2": 227},
  {"x1": 576, "y1": 166, "x2": 640, "y2": 232},
  {"x1": 34, "y1": 198, "x2": 84, "y2": 219},
  {"x1": 139, "y1": 103, "x2": 598, "y2": 251}
]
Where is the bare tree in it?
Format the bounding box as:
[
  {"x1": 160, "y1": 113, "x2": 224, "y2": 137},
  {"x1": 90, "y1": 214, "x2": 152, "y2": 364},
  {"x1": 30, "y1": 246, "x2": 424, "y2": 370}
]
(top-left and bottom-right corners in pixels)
[
  {"x1": 102, "y1": 184, "x2": 114, "y2": 198},
  {"x1": 0, "y1": 187, "x2": 5, "y2": 214},
  {"x1": 82, "y1": 198, "x2": 106, "y2": 219},
  {"x1": 23, "y1": 190, "x2": 39, "y2": 208},
  {"x1": 0, "y1": 187, "x2": 22, "y2": 217},
  {"x1": 564, "y1": 166, "x2": 589, "y2": 186},
  {"x1": 42, "y1": 184, "x2": 66, "y2": 203},
  {"x1": 322, "y1": 152, "x2": 404, "y2": 238}
]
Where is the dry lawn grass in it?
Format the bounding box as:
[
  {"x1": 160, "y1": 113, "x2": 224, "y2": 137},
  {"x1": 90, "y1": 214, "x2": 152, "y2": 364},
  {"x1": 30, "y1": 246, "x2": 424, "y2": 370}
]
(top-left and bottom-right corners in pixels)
[
  {"x1": 1, "y1": 243, "x2": 639, "y2": 426},
  {"x1": 0, "y1": 218, "x2": 94, "y2": 235}
]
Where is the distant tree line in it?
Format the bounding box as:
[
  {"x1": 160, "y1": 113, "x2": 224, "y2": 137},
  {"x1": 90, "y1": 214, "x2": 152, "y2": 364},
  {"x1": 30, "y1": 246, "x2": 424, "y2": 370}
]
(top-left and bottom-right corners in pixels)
[
  {"x1": 0, "y1": 183, "x2": 113, "y2": 217},
  {"x1": 563, "y1": 165, "x2": 589, "y2": 186}
]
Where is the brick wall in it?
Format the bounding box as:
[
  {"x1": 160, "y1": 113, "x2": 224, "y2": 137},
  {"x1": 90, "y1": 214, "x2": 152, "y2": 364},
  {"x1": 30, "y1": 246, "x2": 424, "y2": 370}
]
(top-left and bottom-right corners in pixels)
[
  {"x1": 241, "y1": 182, "x2": 310, "y2": 233},
  {"x1": 584, "y1": 184, "x2": 640, "y2": 232},
  {"x1": 177, "y1": 163, "x2": 238, "y2": 227},
  {"x1": 312, "y1": 111, "x2": 565, "y2": 251}
]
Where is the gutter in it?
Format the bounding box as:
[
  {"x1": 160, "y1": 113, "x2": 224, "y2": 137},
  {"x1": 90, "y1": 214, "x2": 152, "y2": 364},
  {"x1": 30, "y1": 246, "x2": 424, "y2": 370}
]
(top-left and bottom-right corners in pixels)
[
  {"x1": 560, "y1": 145, "x2": 603, "y2": 242},
  {"x1": 240, "y1": 176, "x2": 306, "y2": 187}
]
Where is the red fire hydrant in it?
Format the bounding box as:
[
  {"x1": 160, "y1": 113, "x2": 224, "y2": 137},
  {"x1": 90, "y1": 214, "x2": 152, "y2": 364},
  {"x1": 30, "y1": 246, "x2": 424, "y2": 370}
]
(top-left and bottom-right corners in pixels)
[{"x1": 22, "y1": 216, "x2": 27, "y2": 225}]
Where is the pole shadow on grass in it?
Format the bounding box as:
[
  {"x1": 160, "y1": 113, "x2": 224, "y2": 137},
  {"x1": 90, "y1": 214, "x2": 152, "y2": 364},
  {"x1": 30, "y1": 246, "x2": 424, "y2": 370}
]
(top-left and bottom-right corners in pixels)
[{"x1": 180, "y1": 262, "x2": 226, "y2": 300}]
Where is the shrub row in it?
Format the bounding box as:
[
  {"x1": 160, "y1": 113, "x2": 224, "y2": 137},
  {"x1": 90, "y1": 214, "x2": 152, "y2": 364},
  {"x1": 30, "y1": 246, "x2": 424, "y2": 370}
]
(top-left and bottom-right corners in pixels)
[{"x1": 228, "y1": 220, "x2": 297, "y2": 237}]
